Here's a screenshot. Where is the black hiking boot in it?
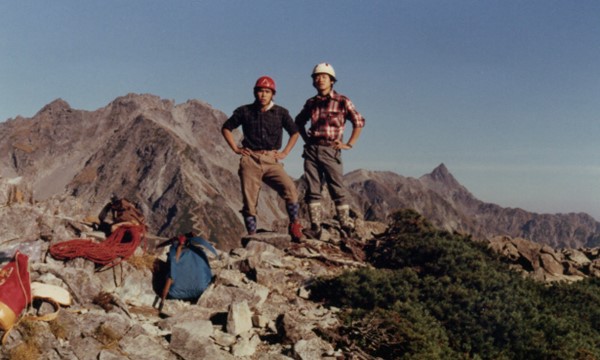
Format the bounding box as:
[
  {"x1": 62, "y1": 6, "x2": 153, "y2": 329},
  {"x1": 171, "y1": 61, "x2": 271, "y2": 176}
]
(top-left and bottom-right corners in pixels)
[
  {"x1": 302, "y1": 224, "x2": 322, "y2": 240},
  {"x1": 340, "y1": 225, "x2": 357, "y2": 239}
]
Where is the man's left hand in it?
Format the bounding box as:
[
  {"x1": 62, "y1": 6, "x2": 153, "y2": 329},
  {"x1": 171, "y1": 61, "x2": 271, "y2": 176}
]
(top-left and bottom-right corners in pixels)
[
  {"x1": 333, "y1": 140, "x2": 352, "y2": 150},
  {"x1": 274, "y1": 151, "x2": 288, "y2": 160}
]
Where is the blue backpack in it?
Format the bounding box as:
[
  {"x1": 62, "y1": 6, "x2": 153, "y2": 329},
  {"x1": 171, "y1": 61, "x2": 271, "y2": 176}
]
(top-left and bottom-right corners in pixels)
[{"x1": 166, "y1": 236, "x2": 217, "y2": 300}]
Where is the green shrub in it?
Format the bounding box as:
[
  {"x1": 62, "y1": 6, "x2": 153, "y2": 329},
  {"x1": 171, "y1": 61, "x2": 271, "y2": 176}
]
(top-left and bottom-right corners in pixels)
[{"x1": 310, "y1": 209, "x2": 600, "y2": 359}]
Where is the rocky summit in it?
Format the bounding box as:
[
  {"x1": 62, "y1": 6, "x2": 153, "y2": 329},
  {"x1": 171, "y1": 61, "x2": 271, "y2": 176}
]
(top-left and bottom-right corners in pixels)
[
  {"x1": 3, "y1": 94, "x2": 600, "y2": 358},
  {"x1": 2, "y1": 195, "x2": 600, "y2": 359},
  {"x1": 0, "y1": 184, "x2": 384, "y2": 359}
]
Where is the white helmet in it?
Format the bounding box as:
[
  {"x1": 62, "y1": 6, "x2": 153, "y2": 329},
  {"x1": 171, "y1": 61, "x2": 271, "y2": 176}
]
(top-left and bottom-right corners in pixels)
[{"x1": 312, "y1": 62, "x2": 336, "y2": 81}]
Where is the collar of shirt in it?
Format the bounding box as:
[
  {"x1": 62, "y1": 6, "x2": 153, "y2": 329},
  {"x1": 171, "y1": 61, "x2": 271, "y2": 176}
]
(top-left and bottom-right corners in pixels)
[
  {"x1": 316, "y1": 90, "x2": 340, "y2": 102},
  {"x1": 254, "y1": 101, "x2": 275, "y2": 112}
]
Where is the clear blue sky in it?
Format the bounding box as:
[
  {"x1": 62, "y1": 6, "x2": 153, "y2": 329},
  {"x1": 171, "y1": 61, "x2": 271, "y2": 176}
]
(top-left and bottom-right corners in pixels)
[{"x1": 2, "y1": 1, "x2": 600, "y2": 218}]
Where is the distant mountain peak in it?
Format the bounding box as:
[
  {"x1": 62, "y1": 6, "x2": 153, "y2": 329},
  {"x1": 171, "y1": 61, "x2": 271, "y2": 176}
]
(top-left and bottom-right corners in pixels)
[
  {"x1": 432, "y1": 163, "x2": 449, "y2": 176},
  {"x1": 36, "y1": 98, "x2": 71, "y2": 116},
  {"x1": 420, "y1": 163, "x2": 460, "y2": 187}
]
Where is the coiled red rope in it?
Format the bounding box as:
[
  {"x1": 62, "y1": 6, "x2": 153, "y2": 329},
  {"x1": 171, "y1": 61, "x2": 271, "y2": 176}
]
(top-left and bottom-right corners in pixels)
[{"x1": 49, "y1": 224, "x2": 146, "y2": 267}]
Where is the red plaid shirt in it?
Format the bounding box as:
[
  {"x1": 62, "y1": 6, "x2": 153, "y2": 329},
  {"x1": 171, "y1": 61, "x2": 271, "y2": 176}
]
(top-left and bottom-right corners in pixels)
[{"x1": 295, "y1": 90, "x2": 365, "y2": 142}]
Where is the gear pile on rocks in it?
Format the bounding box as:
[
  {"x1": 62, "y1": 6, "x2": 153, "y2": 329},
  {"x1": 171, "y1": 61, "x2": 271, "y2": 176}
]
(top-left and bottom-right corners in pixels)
[{"x1": 0, "y1": 185, "x2": 387, "y2": 359}]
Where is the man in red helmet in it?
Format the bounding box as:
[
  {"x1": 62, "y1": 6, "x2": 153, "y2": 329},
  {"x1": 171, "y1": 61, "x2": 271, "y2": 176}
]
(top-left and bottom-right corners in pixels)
[
  {"x1": 295, "y1": 63, "x2": 365, "y2": 239},
  {"x1": 222, "y1": 76, "x2": 303, "y2": 242}
]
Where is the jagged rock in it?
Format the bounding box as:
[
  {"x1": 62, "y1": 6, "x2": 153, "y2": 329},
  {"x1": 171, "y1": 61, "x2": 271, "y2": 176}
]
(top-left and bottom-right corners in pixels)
[
  {"x1": 173, "y1": 319, "x2": 214, "y2": 339},
  {"x1": 169, "y1": 327, "x2": 232, "y2": 360},
  {"x1": 256, "y1": 267, "x2": 289, "y2": 295},
  {"x1": 98, "y1": 350, "x2": 128, "y2": 360},
  {"x1": 70, "y1": 336, "x2": 105, "y2": 360},
  {"x1": 158, "y1": 299, "x2": 199, "y2": 318},
  {"x1": 226, "y1": 300, "x2": 253, "y2": 335},
  {"x1": 212, "y1": 329, "x2": 237, "y2": 347},
  {"x1": 293, "y1": 337, "x2": 336, "y2": 360},
  {"x1": 279, "y1": 311, "x2": 318, "y2": 344},
  {"x1": 489, "y1": 235, "x2": 600, "y2": 282},
  {"x1": 167, "y1": 319, "x2": 224, "y2": 360},
  {"x1": 589, "y1": 259, "x2": 600, "y2": 277},
  {"x1": 539, "y1": 253, "x2": 564, "y2": 276},
  {"x1": 231, "y1": 332, "x2": 261, "y2": 357},
  {"x1": 242, "y1": 232, "x2": 291, "y2": 250},
  {"x1": 198, "y1": 281, "x2": 269, "y2": 314},
  {"x1": 252, "y1": 313, "x2": 270, "y2": 328},
  {"x1": 298, "y1": 286, "x2": 311, "y2": 299},
  {"x1": 120, "y1": 334, "x2": 175, "y2": 360},
  {"x1": 244, "y1": 240, "x2": 288, "y2": 269},
  {"x1": 256, "y1": 354, "x2": 294, "y2": 360},
  {"x1": 585, "y1": 247, "x2": 600, "y2": 259},
  {"x1": 564, "y1": 261, "x2": 586, "y2": 276},
  {"x1": 563, "y1": 248, "x2": 592, "y2": 266}
]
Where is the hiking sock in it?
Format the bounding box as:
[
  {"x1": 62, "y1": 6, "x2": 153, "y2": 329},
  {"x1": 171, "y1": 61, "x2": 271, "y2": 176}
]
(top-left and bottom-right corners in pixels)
[
  {"x1": 244, "y1": 216, "x2": 257, "y2": 234},
  {"x1": 286, "y1": 202, "x2": 300, "y2": 223},
  {"x1": 308, "y1": 202, "x2": 322, "y2": 227},
  {"x1": 303, "y1": 202, "x2": 323, "y2": 239}
]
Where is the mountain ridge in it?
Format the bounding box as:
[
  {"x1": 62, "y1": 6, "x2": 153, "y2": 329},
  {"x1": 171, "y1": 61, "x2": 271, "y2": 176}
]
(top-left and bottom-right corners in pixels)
[{"x1": 2, "y1": 93, "x2": 600, "y2": 249}]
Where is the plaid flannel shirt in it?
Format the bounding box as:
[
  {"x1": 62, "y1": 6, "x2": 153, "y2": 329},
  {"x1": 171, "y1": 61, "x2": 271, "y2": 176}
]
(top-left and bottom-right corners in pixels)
[{"x1": 295, "y1": 90, "x2": 365, "y2": 142}]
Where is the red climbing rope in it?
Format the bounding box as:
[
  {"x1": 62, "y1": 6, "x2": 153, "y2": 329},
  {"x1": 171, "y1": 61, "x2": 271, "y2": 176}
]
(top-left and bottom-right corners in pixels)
[{"x1": 49, "y1": 224, "x2": 146, "y2": 268}]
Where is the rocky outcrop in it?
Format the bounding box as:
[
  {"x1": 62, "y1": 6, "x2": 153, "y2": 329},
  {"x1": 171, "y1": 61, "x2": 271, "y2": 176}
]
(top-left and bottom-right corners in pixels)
[
  {"x1": 488, "y1": 235, "x2": 600, "y2": 282},
  {"x1": 0, "y1": 197, "x2": 381, "y2": 359}
]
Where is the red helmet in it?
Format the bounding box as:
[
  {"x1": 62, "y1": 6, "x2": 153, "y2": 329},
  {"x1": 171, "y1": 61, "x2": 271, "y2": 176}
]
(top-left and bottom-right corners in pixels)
[{"x1": 254, "y1": 76, "x2": 276, "y2": 93}]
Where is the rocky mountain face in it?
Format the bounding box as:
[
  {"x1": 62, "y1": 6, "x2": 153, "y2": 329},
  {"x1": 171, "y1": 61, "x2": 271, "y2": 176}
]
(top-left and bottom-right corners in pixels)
[
  {"x1": 0, "y1": 94, "x2": 288, "y2": 251},
  {"x1": 2, "y1": 93, "x2": 600, "y2": 250},
  {"x1": 345, "y1": 164, "x2": 600, "y2": 249}
]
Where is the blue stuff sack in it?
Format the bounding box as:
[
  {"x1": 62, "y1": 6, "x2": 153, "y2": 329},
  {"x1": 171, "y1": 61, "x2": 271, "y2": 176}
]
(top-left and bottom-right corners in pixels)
[{"x1": 167, "y1": 236, "x2": 217, "y2": 300}]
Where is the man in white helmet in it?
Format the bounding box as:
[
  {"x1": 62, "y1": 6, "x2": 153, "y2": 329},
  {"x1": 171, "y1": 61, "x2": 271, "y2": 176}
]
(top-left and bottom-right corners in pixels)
[
  {"x1": 295, "y1": 63, "x2": 365, "y2": 238},
  {"x1": 222, "y1": 76, "x2": 303, "y2": 242}
]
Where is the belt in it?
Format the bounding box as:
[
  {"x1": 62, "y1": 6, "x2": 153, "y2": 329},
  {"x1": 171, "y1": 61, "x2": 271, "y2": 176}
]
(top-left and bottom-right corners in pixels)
[
  {"x1": 250, "y1": 149, "x2": 275, "y2": 155},
  {"x1": 309, "y1": 138, "x2": 336, "y2": 146}
]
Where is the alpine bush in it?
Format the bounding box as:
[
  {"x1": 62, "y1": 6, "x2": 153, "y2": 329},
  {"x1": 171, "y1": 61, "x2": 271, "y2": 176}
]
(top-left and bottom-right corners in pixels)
[{"x1": 310, "y1": 209, "x2": 600, "y2": 359}]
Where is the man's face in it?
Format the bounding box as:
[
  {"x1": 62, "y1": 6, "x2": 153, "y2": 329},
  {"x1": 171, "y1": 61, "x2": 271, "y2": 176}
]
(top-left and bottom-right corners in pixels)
[
  {"x1": 255, "y1": 88, "x2": 274, "y2": 107},
  {"x1": 313, "y1": 73, "x2": 333, "y2": 94}
]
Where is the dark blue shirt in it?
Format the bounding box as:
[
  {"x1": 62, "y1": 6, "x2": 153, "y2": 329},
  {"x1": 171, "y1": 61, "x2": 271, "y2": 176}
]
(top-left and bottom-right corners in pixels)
[{"x1": 223, "y1": 103, "x2": 298, "y2": 151}]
